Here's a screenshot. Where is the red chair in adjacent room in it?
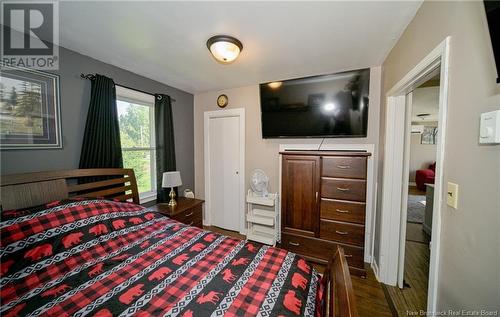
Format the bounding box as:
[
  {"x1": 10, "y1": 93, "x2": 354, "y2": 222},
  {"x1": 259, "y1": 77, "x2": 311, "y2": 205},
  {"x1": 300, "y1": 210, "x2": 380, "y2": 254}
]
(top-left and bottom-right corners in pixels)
[{"x1": 416, "y1": 162, "x2": 436, "y2": 191}]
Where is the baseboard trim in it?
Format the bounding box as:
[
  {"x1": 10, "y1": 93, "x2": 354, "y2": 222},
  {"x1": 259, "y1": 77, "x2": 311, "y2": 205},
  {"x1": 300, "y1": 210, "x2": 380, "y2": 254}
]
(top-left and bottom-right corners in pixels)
[
  {"x1": 371, "y1": 259, "x2": 380, "y2": 281},
  {"x1": 381, "y1": 283, "x2": 399, "y2": 317}
]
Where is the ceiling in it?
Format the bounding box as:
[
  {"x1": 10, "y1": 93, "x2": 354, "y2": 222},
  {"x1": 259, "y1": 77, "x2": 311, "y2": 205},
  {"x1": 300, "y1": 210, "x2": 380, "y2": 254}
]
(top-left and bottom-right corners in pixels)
[
  {"x1": 412, "y1": 86, "x2": 440, "y2": 122},
  {"x1": 57, "y1": 1, "x2": 423, "y2": 93}
]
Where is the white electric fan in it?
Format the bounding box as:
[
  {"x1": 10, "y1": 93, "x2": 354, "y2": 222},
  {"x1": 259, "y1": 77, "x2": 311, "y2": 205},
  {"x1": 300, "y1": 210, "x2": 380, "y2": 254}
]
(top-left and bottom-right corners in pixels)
[{"x1": 250, "y1": 169, "x2": 269, "y2": 197}]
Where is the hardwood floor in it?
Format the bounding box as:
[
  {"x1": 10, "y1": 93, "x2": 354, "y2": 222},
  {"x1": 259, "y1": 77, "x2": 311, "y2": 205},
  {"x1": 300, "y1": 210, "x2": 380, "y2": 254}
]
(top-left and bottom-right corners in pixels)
[
  {"x1": 352, "y1": 268, "x2": 394, "y2": 317},
  {"x1": 383, "y1": 185, "x2": 431, "y2": 316},
  {"x1": 204, "y1": 225, "x2": 246, "y2": 239},
  {"x1": 383, "y1": 241, "x2": 430, "y2": 316},
  {"x1": 204, "y1": 225, "x2": 394, "y2": 317},
  {"x1": 408, "y1": 186, "x2": 426, "y2": 196}
]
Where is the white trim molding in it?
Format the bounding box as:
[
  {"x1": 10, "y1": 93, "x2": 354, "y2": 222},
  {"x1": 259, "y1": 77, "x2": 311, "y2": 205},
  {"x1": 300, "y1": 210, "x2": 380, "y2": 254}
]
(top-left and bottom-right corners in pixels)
[
  {"x1": 203, "y1": 108, "x2": 246, "y2": 235},
  {"x1": 116, "y1": 85, "x2": 155, "y2": 105},
  {"x1": 371, "y1": 258, "x2": 380, "y2": 282},
  {"x1": 377, "y1": 37, "x2": 450, "y2": 314},
  {"x1": 279, "y1": 142, "x2": 377, "y2": 264},
  {"x1": 116, "y1": 85, "x2": 157, "y2": 200}
]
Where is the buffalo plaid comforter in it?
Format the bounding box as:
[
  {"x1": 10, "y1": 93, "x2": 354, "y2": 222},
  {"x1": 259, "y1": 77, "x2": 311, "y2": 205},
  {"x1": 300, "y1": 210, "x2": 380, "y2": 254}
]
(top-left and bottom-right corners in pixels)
[{"x1": 1, "y1": 198, "x2": 322, "y2": 316}]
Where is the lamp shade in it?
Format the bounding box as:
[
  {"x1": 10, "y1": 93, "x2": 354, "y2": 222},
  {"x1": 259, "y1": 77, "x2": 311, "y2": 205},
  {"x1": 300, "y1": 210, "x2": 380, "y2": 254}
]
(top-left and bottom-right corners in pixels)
[{"x1": 162, "y1": 171, "x2": 182, "y2": 188}]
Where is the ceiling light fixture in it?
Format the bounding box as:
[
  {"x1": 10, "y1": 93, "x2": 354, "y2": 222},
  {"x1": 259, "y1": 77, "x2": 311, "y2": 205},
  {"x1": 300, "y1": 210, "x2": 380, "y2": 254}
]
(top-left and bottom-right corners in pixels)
[
  {"x1": 267, "y1": 82, "x2": 283, "y2": 89},
  {"x1": 417, "y1": 113, "x2": 431, "y2": 120},
  {"x1": 206, "y1": 35, "x2": 243, "y2": 64}
]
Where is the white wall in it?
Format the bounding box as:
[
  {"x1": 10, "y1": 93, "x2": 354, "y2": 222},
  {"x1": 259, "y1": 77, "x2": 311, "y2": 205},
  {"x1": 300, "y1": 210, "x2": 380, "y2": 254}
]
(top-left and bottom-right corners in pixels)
[
  {"x1": 409, "y1": 122, "x2": 438, "y2": 182},
  {"x1": 409, "y1": 133, "x2": 436, "y2": 182}
]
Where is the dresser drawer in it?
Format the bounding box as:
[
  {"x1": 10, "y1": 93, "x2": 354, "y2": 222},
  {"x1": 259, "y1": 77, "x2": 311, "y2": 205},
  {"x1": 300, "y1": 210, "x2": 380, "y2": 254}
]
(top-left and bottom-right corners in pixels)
[
  {"x1": 321, "y1": 178, "x2": 366, "y2": 202},
  {"x1": 320, "y1": 198, "x2": 365, "y2": 224},
  {"x1": 320, "y1": 219, "x2": 365, "y2": 246},
  {"x1": 172, "y1": 205, "x2": 203, "y2": 227},
  {"x1": 322, "y1": 156, "x2": 367, "y2": 179},
  {"x1": 281, "y1": 232, "x2": 364, "y2": 269}
]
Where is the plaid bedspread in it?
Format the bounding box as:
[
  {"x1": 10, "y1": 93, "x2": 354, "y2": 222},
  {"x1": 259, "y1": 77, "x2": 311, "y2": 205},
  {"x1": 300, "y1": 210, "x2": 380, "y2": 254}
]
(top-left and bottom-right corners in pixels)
[{"x1": 1, "y1": 198, "x2": 321, "y2": 316}]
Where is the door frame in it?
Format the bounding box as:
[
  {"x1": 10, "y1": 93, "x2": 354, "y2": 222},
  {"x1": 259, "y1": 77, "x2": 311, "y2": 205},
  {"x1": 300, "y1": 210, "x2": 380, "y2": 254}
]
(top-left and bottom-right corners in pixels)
[
  {"x1": 378, "y1": 37, "x2": 450, "y2": 313},
  {"x1": 397, "y1": 91, "x2": 413, "y2": 288},
  {"x1": 204, "y1": 108, "x2": 246, "y2": 234}
]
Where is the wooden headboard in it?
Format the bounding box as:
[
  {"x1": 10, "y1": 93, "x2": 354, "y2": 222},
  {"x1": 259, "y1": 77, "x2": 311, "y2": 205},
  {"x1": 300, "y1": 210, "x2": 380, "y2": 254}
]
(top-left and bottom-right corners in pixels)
[{"x1": 0, "y1": 168, "x2": 140, "y2": 210}]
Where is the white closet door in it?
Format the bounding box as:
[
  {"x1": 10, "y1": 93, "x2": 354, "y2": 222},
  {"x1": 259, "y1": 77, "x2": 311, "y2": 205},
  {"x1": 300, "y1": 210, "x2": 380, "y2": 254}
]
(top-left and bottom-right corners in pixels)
[{"x1": 208, "y1": 115, "x2": 240, "y2": 231}]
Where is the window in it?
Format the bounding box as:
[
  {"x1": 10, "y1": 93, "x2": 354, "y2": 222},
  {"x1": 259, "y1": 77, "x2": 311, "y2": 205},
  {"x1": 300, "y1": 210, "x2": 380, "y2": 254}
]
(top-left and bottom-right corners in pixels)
[{"x1": 116, "y1": 86, "x2": 156, "y2": 203}]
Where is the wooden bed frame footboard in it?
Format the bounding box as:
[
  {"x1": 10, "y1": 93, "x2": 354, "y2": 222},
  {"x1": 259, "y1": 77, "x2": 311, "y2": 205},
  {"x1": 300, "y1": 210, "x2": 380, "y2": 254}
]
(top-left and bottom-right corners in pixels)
[
  {"x1": 322, "y1": 246, "x2": 359, "y2": 317},
  {"x1": 0, "y1": 168, "x2": 140, "y2": 210}
]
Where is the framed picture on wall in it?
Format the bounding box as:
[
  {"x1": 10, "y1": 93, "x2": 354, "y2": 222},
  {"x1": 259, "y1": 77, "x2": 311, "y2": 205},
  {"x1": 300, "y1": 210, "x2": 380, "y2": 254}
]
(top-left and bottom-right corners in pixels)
[
  {"x1": 0, "y1": 63, "x2": 62, "y2": 149},
  {"x1": 421, "y1": 126, "x2": 438, "y2": 145}
]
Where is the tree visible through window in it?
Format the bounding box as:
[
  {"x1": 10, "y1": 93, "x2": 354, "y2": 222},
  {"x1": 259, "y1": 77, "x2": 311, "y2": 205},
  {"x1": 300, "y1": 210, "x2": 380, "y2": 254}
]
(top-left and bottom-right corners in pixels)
[{"x1": 117, "y1": 99, "x2": 156, "y2": 197}]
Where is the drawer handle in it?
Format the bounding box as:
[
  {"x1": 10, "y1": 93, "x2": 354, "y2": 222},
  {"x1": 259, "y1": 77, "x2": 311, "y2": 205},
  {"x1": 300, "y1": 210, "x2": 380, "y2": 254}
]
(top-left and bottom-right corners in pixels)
[
  {"x1": 337, "y1": 165, "x2": 351, "y2": 169},
  {"x1": 289, "y1": 241, "x2": 300, "y2": 246},
  {"x1": 185, "y1": 212, "x2": 194, "y2": 217},
  {"x1": 188, "y1": 221, "x2": 194, "y2": 226},
  {"x1": 335, "y1": 230, "x2": 348, "y2": 235},
  {"x1": 336, "y1": 187, "x2": 350, "y2": 192},
  {"x1": 344, "y1": 254, "x2": 353, "y2": 258},
  {"x1": 336, "y1": 209, "x2": 349, "y2": 213}
]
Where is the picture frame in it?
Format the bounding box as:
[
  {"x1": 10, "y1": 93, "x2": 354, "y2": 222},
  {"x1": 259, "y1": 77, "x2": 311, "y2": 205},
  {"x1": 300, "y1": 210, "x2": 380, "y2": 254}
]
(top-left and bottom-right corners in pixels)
[
  {"x1": 421, "y1": 126, "x2": 438, "y2": 145},
  {"x1": 0, "y1": 63, "x2": 62, "y2": 149}
]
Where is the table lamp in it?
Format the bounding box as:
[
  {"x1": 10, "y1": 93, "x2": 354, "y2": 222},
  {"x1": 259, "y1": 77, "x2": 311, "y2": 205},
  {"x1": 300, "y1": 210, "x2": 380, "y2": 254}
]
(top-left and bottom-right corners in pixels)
[{"x1": 162, "y1": 171, "x2": 182, "y2": 207}]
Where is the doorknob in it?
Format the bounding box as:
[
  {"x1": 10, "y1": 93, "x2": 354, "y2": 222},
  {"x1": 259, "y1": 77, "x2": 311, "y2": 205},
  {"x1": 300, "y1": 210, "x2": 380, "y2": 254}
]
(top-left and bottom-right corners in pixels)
[{"x1": 236, "y1": 171, "x2": 239, "y2": 174}]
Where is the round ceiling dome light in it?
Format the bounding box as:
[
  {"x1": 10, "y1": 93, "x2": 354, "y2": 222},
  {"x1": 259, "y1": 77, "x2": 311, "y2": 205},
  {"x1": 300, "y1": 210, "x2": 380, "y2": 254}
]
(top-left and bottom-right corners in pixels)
[
  {"x1": 267, "y1": 81, "x2": 283, "y2": 89},
  {"x1": 206, "y1": 35, "x2": 243, "y2": 64},
  {"x1": 417, "y1": 113, "x2": 431, "y2": 119}
]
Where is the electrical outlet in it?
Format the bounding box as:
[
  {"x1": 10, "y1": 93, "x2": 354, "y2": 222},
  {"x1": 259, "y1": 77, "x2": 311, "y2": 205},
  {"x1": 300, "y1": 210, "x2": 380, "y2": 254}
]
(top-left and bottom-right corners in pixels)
[{"x1": 447, "y1": 182, "x2": 459, "y2": 209}]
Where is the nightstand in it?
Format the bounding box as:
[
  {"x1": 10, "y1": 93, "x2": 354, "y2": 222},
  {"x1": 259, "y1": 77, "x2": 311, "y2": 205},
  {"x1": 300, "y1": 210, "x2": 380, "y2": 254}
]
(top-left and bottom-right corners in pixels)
[{"x1": 151, "y1": 197, "x2": 204, "y2": 228}]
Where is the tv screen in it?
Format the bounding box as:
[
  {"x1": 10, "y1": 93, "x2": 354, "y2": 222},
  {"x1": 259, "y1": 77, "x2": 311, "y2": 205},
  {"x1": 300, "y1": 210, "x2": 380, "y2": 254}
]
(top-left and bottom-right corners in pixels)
[
  {"x1": 260, "y1": 68, "x2": 370, "y2": 138},
  {"x1": 484, "y1": 0, "x2": 500, "y2": 83}
]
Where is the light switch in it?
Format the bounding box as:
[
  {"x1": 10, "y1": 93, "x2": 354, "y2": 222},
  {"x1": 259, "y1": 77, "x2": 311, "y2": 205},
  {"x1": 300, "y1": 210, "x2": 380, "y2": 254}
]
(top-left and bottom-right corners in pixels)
[
  {"x1": 479, "y1": 110, "x2": 500, "y2": 144},
  {"x1": 447, "y1": 182, "x2": 459, "y2": 209}
]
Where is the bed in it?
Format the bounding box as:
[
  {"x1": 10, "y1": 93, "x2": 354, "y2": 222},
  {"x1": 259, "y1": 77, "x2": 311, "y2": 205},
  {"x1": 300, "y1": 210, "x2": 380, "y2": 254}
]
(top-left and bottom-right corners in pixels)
[{"x1": 0, "y1": 169, "x2": 357, "y2": 317}]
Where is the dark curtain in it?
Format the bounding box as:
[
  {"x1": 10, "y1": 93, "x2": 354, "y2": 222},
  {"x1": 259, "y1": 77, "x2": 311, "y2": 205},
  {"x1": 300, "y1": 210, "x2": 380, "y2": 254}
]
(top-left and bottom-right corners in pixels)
[
  {"x1": 155, "y1": 94, "x2": 176, "y2": 202},
  {"x1": 79, "y1": 74, "x2": 123, "y2": 169}
]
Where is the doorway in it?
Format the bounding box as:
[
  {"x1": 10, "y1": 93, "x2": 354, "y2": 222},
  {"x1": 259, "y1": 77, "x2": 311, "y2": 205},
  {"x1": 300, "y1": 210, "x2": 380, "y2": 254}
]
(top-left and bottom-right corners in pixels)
[
  {"x1": 378, "y1": 37, "x2": 450, "y2": 314},
  {"x1": 385, "y1": 73, "x2": 441, "y2": 314},
  {"x1": 204, "y1": 108, "x2": 245, "y2": 233}
]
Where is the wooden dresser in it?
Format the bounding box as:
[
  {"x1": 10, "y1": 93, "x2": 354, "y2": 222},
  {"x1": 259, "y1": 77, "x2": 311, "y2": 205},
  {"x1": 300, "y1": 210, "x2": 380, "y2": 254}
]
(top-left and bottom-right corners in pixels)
[
  {"x1": 151, "y1": 198, "x2": 204, "y2": 229},
  {"x1": 280, "y1": 151, "x2": 371, "y2": 276}
]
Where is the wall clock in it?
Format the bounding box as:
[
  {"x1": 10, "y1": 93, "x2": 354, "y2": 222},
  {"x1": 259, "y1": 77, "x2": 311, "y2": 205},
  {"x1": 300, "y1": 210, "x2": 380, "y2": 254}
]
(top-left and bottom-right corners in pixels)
[{"x1": 217, "y1": 94, "x2": 228, "y2": 108}]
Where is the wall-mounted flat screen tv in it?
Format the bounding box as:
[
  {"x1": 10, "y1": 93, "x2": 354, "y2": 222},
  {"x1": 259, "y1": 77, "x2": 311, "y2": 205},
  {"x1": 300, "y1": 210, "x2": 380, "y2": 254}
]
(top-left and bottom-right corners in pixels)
[
  {"x1": 484, "y1": 0, "x2": 500, "y2": 83},
  {"x1": 260, "y1": 68, "x2": 370, "y2": 138}
]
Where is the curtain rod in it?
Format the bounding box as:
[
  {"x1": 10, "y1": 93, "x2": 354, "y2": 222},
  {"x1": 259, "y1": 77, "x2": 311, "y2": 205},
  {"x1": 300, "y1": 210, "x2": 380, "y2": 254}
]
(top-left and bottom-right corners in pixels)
[{"x1": 80, "y1": 73, "x2": 176, "y2": 102}]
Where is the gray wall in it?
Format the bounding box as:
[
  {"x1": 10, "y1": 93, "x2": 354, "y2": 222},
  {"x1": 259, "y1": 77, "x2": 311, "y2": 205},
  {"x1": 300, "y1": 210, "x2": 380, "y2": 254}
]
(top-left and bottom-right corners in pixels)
[{"x1": 1, "y1": 46, "x2": 195, "y2": 194}]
